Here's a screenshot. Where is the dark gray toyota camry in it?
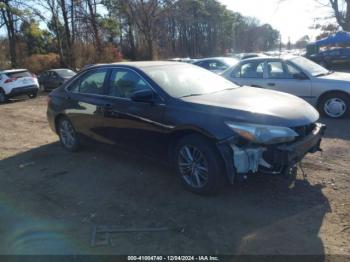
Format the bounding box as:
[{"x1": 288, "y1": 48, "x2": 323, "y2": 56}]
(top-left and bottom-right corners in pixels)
[{"x1": 47, "y1": 61, "x2": 326, "y2": 194}]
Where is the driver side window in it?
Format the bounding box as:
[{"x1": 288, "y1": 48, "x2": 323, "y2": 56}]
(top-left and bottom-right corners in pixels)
[{"x1": 232, "y1": 61, "x2": 264, "y2": 79}]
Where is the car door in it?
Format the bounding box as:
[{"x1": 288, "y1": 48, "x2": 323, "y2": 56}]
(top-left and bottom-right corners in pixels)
[
  {"x1": 327, "y1": 50, "x2": 341, "y2": 65},
  {"x1": 263, "y1": 60, "x2": 312, "y2": 102},
  {"x1": 44, "y1": 72, "x2": 53, "y2": 89},
  {"x1": 228, "y1": 60, "x2": 267, "y2": 87},
  {"x1": 97, "y1": 67, "x2": 168, "y2": 156},
  {"x1": 39, "y1": 72, "x2": 48, "y2": 87},
  {"x1": 51, "y1": 72, "x2": 63, "y2": 89},
  {"x1": 64, "y1": 68, "x2": 111, "y2": 144}
]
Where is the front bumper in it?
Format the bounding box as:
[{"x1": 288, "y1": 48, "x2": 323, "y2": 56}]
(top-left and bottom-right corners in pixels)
[
  {"x1": 277, "y1": 123, "x2": 325, "y2": 165},
  {"x1": 217, "y1": 123, "x2": 326, "y2": 183}
]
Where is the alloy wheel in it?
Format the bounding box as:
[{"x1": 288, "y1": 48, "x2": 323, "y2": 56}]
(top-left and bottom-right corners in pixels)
[{"x1": 178, "y1": 145, "x2": 209, "y2": 188}]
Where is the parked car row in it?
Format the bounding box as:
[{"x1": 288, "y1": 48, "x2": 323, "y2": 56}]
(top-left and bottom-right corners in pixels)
[
  {"x1": 309, "y1": 47, "x2": 350, "y2": 68},
  {"x1": 191, "y1": 55, "x2": 350, "y2": 119},
  {"x1": 0, "y1": 68, "x2": 76, "y2": 103}
]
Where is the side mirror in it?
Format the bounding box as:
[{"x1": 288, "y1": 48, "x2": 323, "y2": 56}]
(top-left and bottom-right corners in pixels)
[
  {"x1": 293, "y1": 73, "x2": 308, "y2": 80},
  {"x1": 130, "y1": 89, "x2": 155, "y2": 103}
]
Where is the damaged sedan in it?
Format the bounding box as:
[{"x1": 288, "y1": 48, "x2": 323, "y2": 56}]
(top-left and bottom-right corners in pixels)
[{"x1": 47, "y1": 62, "x2": 326, "y2": 194}]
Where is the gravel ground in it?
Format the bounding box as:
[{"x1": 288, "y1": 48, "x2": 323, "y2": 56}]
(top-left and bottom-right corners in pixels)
[{"x1": 0, "y1": 93, "x2": 349, "y2": 255}]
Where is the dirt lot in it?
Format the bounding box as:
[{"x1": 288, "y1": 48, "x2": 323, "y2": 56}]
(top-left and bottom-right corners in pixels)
[{"x1": 0, "y1": 93, "x2": 349, "y2": 255}]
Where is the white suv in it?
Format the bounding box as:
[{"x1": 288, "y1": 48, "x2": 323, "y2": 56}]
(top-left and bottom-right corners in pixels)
[{"x1": 0, "y1": 69, "x2": 39, "y2": 103}]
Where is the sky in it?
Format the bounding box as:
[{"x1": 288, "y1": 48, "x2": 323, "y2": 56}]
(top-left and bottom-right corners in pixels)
[{"x1": 219, "y1": 0, "x2": 333, "y2": 43}]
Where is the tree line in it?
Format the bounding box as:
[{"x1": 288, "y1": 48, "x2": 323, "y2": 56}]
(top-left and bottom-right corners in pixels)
[{"x1": 0, "y1": 0, "x2": 280, "y2": 72}]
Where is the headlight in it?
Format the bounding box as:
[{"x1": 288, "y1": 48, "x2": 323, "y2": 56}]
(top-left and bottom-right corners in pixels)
[{"x1": 226, "y1": 121, "x2": 298, "y2": 145}]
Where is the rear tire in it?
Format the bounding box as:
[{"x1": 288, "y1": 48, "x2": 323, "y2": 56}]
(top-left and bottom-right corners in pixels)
[
  {"x1": 28, "y1": 90, "x2": 38, "y2": 99},
  {"x1": 57, "y1": 117, "x2": 80, "y2": 152},
  {"x1": 174, "y1": 134, "x2": 225, "y2": 195},
  {"x1": 319, "y1": 92, "x2": 350, "y2": 118},
  {"x1": 0, "y1": 89, "x2": 7, "y2": 104}
]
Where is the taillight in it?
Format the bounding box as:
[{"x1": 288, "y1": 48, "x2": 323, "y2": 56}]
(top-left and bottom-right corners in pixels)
[
  {"x1": 31, "y1": 73, "x2": 37, "y2": 79},
  {"x1": 4, "y1": 77, "x2": 17, "y2": 83}
]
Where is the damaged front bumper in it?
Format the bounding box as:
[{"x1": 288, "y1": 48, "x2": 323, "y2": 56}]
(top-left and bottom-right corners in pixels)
[{"x1": 217, "y1": 123, "x2": 326, "y2": 183}]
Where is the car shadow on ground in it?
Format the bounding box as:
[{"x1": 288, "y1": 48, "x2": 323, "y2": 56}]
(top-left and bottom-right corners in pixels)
[
  {"x1": 0, "y1": 142, "x2": 330, "y2": 256},
  {"x1": 0, "y1": 92, "x2": 48, "y2": 105}
]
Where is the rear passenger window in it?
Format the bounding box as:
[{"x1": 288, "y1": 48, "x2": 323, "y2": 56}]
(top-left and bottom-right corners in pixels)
[
  {"x1": 267, "y1": 61, "x2": 289, "y2": 79},
  {"x1": 69, "y1": 69, "x2": 107, "y2": 95},
  {"x1": 233, "y1": 61, "x2": 264, "y2": 79}
]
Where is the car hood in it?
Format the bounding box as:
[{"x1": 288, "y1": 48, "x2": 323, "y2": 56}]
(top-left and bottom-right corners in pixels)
[
  {"x1": 181, "y1": 87, "x2": 319, "y2": 127},
  {"x1": 317, "y1": 72, "x2": 350, "y2": 82}
]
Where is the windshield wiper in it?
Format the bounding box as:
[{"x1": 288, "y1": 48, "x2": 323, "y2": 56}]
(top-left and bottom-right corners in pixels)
[
  {"x1": 314, "y1": 73, "x2": 327, "y2": 77},
  {"x1": 315, "y1": 70, "x2": 334, "y2": 77},
  {"x1": 211, "y1": 87, "x2": 236, "y2": 94}
]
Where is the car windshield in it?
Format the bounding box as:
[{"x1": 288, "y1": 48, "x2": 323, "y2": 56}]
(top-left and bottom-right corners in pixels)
[
  {"x1": 56, "y1": 69, "x2": 76, "y2": 78},
  {"x1": 144, "y1": 64, "x2": 238, "y2": 98},
  {"x1": 290, "y1": 56, "x2": 330, "y2": 77}
]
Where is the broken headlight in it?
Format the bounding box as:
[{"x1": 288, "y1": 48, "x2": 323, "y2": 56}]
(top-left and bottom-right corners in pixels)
[{"x1": 225, "y1": 122, "x2": 299, "y2": 145}]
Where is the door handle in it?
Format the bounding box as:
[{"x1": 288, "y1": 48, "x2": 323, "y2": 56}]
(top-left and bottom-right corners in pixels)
[{"x1": 267, "y1": 83, "x2": 276, "y2": 87}]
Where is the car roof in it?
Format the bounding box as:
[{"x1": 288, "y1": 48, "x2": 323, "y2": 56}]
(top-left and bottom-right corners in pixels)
[
  {"x1": 86, "y1": 61, "x2": 187, "y2": 70},
  {"x1": 240, "y1": 55, "x2": 299, "y2": 62},
  {"x1": 194, "y1": 57, "x2": 236, "y2": 62},
  {"x1": 1, "y1": 69, "x2": 28, "y2": 73},
  {"x1": 49, "y1": 68, "x2": 73, "y2": 71}
]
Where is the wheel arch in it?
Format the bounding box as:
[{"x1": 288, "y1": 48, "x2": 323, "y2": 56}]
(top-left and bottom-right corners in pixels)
[
  {"x1": 316, "y1": 90, "x2": 350, "y2": 109},
  {"x1": 54, "y1": 113, "x2": 67, "y2": 133},
  {"x1": 167, "y1": 127, "x2": 219, "y2": 165}
]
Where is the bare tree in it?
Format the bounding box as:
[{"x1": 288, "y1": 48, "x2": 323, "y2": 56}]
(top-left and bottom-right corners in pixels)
[
  {"x1": 0, "y1": 0, "x2": 20, "y2": 67},
  {"x1": 329, "y1": 0, "x2": 350, "y2": 30},
  {"x1": 125, "y1": 0, "x2": 164, "y2": 60},
  {"x1": 281, "y1": 0, "x2": 350, "y2": 31},
  {"x1": 85, "y1": 0, "x2": 102, "y2": 56}
]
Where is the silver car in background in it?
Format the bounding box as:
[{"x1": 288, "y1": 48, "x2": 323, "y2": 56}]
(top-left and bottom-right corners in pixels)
[
  {"x1": 192, "y1": 57, "x2": 239, "y2": 74},
  {"x1": 221, "y1": 56, "x2": 350, "y2": 118}
]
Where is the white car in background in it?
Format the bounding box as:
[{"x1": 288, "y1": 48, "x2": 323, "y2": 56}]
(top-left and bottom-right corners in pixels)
[
  {"x1": 0, "y1": 69, "x2": 39, "y2": 103},
  {"x1": 222, "y1": 56, "x2": 350, "y2": 118}
]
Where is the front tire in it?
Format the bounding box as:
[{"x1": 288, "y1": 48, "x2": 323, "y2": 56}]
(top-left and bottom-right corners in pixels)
[
  {"x1": 319, "y1": 92, "x2": 350, "y2": 118},
  {"x1": 175, "y1": 134, "x2": 225, "y2": 195},
  {"x1": 57, "y1": 117, "x2": 80, "y2": 152}
]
